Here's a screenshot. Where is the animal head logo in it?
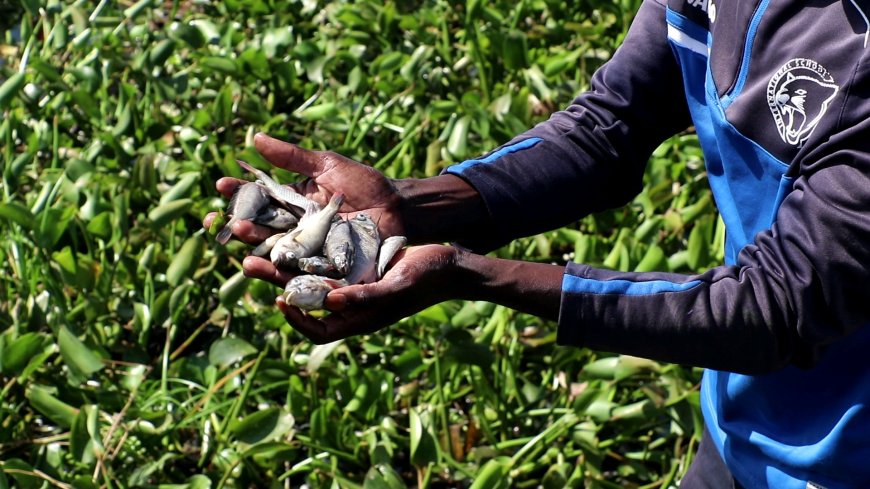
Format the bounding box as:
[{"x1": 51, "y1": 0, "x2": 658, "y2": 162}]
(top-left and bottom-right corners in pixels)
[{"x1": 767, "y1": 59, "x2": 839, "y2": 147}]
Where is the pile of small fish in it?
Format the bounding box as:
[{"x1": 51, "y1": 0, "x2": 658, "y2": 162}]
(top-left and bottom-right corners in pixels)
[{"x1": 217, "y1": 160, "x2": 406, "y2": 310}]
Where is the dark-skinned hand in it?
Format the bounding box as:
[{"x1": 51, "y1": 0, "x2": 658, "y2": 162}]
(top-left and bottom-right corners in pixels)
[
  {"x1": 274, "y1": 245, "x2": 462, "y2": 344},
  {"x1": 202, "y1": 132, "x2": 406, "y2": 285}
]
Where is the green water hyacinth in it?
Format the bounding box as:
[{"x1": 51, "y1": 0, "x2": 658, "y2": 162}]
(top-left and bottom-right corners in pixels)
[{"x1": 0, "y1": 0, "x2": 717, "y2": 486}]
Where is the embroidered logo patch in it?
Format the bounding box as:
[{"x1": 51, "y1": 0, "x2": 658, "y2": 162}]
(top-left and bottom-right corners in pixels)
[{"x1": 767, "y1": 58, "x2": 839, "y2": 147}]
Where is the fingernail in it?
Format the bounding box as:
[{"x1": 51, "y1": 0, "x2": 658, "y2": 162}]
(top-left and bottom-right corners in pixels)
[{"x1": 325, "y1": 293, "x2": 347, "y2": 311}]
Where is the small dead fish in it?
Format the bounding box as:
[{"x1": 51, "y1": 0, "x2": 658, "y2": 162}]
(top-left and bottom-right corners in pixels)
[
  {"x1": 343, "y1": 214, "x2": 381, "y2": 284},
  {"x1": 251, "y1": 232, "x2": 287, "y2": 257},
  {"x1": 283, "y1": 275, "x2": 347, "y2": 311},
  {"x1": 271, "y1": 193, "x2": 344, "y2": 269},
  {"x1": 237, "y1": 159, "x2": 319, "y2": 214},
  {"x1": 216, "y1": 182, "x2": 270, "y2": 245},
  {"x1": 252, "y1": 205, "x2": 299, "y2": 230},
  {"x1": 343, "y1": 214, "x2": 406, "y2": 284},
  {"x1": 297, "y1": 256, "x2": 343, "y2": 278},
  {"x1": 377, "y1": 235, "x2": 407, "y2": 278},
  {"x1": 324, "y1": 218, "x2": 354, "y2": 276}
]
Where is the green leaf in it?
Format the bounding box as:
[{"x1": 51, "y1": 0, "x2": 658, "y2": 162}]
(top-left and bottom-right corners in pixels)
[
  {"x1": 1, "y1": 458, "x2": 41, "y2": 489},
  {"x1": 416, "y1": 304, "x2": 449, "y2": 323},
  {"x1": 219, "y1": 270, "x2": 249, "y2": 307},
  {"x1": 71, "y1": 89, "x2": 101, "y2": 119},
  {"x1": 687, "y1": 218, "x2": 712, "y2": 270},
  {"x1": 611, "y1": 400, "x2": 655, "y2": 421},
  {"x1": 166, "y1": 236, "x2": 205, "y2": 287},
  {"x1": 26, "y1": 385, "x2": 78, "y2": 428},
  {"x1": 306, "y1": 340, "x2": 343, "y2": 374},
  {"x1": 70, "y1": 405, "x2": 103, "y2": 465},
  {"x1": 582, "y1": 357, "x2": 619, "y2": 380},
  {"x1": 635, "y1": 244, "x2": 666, "y2": 272},
  {"x1": 344, "y1": 381, "x2": 370, "y2": 413},
  {"x1": 149, "y1": 39, "x2": 176, "y2": 66},
  {"x1": 445, "y1": 342, "x2": 495, "y2": 369},
  {"x1": 0, "y1": 202, "x2": 35, "y2": 230},
  {"x1": 168, "y1": 21, "x2": 206, "y2": 48},
  {"x1": 58, "y1": 325, "x2": 104, "y2": 378},
  {"x1": 239, "y1": 48, "x2": 271, "y2": 80},
  {"x1": 190, "y1": 19, "x2": 220, "y2": 44},
  {"x1": 200, "y1": 56, "x2": 238, "y2": 75},
  {"x1": 262, "y1": 27, "x2": 293, "y2": 59},
  {"x1": 364, "y1": 464, "x2": 407, "y2": 489},
  {"x1": 85, "y1": 211, "x2": 113, "y2": 239},
  {"x1": 148, "y1": 199, "x2": 193, "y2": 228},
  {"x1": 409, "y1": 407, "x2": 438, "y2": 467},
  {"x1": 37, "y1": 206, "x2": 76, "y2": 248},
  {"x1": 0, "y1": 73, "x2": 26, "y2": 109},
  {"x1": 469, "y1": 457, "x2": 512, "y2": 489},
  {"x1": 123, "y1": 0, "x2": 153, "y2": 19},
  {"x1": 446, "y1": 115, "x2": 472, "y2": 159},
  {"x1": 1, "y1": 333, "x2": 50, "y2": 375},
  {"x1": 208, "y1": 337, "x2": 257, "y2": 368},
  {"x1": 230, "y1": 407, "x2": 294, "y2": 445},
  {"x1": 502, "y1": 30, "x2": 529, "y2": 70},
  {"x1": 297, "y1": 103, "x2": 338, "y2": 122},
  {"x1": 128, "y1": 453, "x2": 179, "y2": 487},
  {"x1": 159, "y1": 173, "x2": 200, "y2": 205}
]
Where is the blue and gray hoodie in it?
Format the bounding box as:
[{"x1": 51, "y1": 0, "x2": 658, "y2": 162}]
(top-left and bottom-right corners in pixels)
[{"x1": 445, "y1": 0, "x2": 870, "y2": 487}]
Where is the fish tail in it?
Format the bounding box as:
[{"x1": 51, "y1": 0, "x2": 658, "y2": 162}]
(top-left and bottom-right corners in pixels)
[
  {"x1": 329, "y1": 192, "x2": 345, "y2": 208},
  {"x1": 236, "y1": 159, "x2": 257, "y2": 174},
  {"x1": 216, "y1": 222, "x2": 234, "y2": 244}
]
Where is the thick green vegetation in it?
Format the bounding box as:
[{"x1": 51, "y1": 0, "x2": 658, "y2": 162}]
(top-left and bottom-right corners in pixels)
[{"x1": 0, "y1": 0, "x2": 721, "y2": 487}]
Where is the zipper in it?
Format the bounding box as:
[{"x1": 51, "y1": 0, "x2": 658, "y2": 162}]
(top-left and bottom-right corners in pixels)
[{"x1": 720, "y1": 0, "x2": 770, "y2": 108}]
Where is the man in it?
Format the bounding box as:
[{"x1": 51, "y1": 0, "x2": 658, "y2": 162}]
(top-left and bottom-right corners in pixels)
[{"x1": 204, "y1": 0, "x2": 870, "y2": 486}]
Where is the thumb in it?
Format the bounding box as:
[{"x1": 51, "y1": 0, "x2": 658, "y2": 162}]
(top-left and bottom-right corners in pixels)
[
  {"x1": 254, "y1": 132, "x2": 325, "y2": 177},
  {"x1": 324, "y1": 282, "x2": 389, "y2": 311}
]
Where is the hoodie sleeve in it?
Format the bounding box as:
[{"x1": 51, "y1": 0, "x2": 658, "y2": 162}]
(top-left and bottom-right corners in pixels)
[
  {"x1": 557, "y1": 80, "x2": 870, "y2": 374},
  {"x1": 445, "y1": 0, "x2": 692, "y2": 252}
]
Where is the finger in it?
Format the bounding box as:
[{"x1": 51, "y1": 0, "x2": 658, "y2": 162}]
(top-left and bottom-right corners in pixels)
[
  {"x1": 216, "y1": 177, "x2": 246, "y2": 198},
  {"x1": 276, "y1": 296, "x2": 334, "y2": 344},
  {"x1": 254, "y1": 132, "x2": 326, "y2": 178},
  {"x1": 324, "y1": 282, "x2": 391, "y2": 311},
  {"x1": 232, "y1": 220, "x2": 274, "y2": 245},
  {"x1": 323, "y1": 292, "x2": 348, "y2": 311},
  {"x1": 203, "y1": 212, "x2": 217, "y2": 230},
  {"x1": 243, "y1": 255, "x2": 295, "y2": 286}
]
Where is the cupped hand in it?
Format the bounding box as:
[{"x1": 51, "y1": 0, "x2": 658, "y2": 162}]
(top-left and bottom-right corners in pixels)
[
  {"x1": 202, "y1": 132, "x2": 408, "y2": 282},
  {"x1": 276, "y1": 245, "x2": 464, "y2": 344}
]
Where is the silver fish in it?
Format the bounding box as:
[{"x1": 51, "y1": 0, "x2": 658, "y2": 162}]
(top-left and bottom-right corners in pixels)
[
  {"x1": 271, "y1": 193, "x2": 344, "y2": 269},
  {"x1": 252, "y1": 205, "x2": 299, "y2": 230},
  {"x1": 216, "y1": 182, "x2": 270, "y2": 245},
  {"x1": 324, "y1": 218, "x2": 354, "y2": 276},
  {"x1": 377, "y1": 235, "x2": 407, "y2": 278},
  {"x1": 344, "y1": 214, "x2": 380, "y2": 284},
  {"x1": 251, "y1": 232, "x2": 287, "y2": 257},
  {"x1": 283, "y1": 275, "x2": 347, "y2": 311},
  {"x1": 236, "y1": 159, "x2": 320, "y2": 214},
  {"x1": 297, "y1": 256, "x2": 343, "y2": 278}
]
